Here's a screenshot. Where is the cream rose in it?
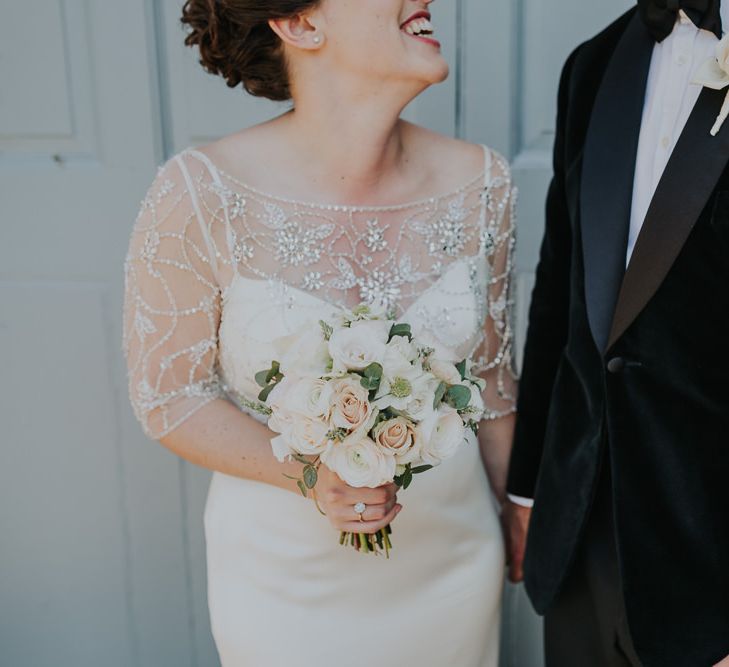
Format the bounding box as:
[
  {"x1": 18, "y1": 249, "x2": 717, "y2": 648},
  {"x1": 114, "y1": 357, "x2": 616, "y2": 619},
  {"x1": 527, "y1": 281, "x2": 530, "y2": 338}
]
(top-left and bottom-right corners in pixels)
[
  {"x1": 372, "y1": 417, "x2": 419, "y2": 464},
  {"x1": 417, "y1": 405, "x2": 466, "y2": 466},
  {"x1": 329, "y1": 376, "x2": 374, "y2": 434},
  {"x1": 328, "y1": 320, "x2": 389, "y2": 372},
  {"x1": 322, "y1": 437, "x2": 396, "y2": 488}
]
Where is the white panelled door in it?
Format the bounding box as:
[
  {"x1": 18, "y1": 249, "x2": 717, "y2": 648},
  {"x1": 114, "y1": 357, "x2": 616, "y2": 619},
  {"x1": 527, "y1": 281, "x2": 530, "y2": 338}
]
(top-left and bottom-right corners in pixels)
[{"x1": 0, "y1": 1, "x2": 631, "y2": 666}]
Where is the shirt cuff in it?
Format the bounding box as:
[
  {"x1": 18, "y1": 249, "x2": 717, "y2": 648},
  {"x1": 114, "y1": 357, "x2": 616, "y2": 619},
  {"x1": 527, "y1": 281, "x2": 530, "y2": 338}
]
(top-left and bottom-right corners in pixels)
[{"x1": 507, "y1": 494, "x2": 535, "y2": 508}]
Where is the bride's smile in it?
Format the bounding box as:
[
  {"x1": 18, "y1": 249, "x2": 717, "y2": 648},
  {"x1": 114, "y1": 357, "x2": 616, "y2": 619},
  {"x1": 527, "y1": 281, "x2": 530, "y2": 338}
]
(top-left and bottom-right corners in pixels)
[{"x1": 400, "y1": 11, "x2": 440, "y2": 49}]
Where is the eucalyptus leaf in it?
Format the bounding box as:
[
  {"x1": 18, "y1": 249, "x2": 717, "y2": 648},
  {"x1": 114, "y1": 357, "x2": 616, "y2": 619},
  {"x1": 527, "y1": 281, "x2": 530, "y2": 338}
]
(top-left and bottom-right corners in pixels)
[
  {"x1": 433, "y1": 381, "x2": 447, "y2": 409},
  {"x1": 257, "y1": 384, "x2": 276, "y2": 402},
  {"x1": 303, "y1": 465, "x2": 318, "y2": 489},
  {"x1": 388, "y1": 323, "x2": 413, "y2": 342},
  {"x1": 254, "y1": 369, "x2": 271, "y2": 388},
  {"x1": 297, "y1": 480, "x2": 308, "y2": 497},
  {"x1": 455, "y1": 359, "x2": 467, "y2": 381},
  {"x1": 446, "y1": 384, "x2": 471, "y2": 410},
  {"x1": 363, "y1": 362, "x2": 383, "y2": 379}
]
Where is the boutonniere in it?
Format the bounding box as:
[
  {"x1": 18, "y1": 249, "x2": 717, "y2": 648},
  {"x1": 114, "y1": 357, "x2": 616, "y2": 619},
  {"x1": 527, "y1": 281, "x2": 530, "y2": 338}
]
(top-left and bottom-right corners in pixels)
[{"x1": 693, "y1": 34, "x2": 729, "y2": 136}]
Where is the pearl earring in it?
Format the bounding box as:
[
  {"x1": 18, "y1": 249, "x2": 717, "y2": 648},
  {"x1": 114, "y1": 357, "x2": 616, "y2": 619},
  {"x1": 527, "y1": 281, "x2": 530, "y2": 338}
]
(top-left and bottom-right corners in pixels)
[{"x1": 313, "y1": 35, "x2": 322, "y2": 44}]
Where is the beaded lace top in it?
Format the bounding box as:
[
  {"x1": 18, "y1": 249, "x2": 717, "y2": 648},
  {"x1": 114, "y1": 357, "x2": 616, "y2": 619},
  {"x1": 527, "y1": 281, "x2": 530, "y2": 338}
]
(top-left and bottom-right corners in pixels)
[{"x1": 123, "y1": 147, "x2": 518, "y2": 439}]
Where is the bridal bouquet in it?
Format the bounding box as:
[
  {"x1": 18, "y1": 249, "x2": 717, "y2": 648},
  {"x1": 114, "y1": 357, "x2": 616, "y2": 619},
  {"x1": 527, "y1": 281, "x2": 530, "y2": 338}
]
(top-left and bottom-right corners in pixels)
[{"x1": 254, "y1": 304, "x2": 485, "y2": 556}]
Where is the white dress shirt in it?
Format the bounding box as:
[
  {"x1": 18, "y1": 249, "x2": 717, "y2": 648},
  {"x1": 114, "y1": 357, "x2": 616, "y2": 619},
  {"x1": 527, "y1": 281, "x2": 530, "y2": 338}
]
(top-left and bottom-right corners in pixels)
[{"x1": 508, "y1": 8, "x2": 729, "y2": 509}]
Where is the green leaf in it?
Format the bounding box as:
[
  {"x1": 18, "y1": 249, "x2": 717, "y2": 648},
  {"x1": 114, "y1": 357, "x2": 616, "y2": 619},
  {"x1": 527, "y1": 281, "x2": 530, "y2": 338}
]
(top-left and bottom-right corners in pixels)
[
  {"x1": 445, "y1": 384, "x2": 471, "y2": 411},
  {"x1": 257, "y1": 383, "x2": 276, "y2": 402},
  {"x1": 455, "y1": 359, "x2": 467, "y2": 381},
  {"x1": 388, "y1": 323, "x2": 413, "y2": 342},
  {"x1": 303, "y1": 465, "x2": 318, "y2": 489},
  {"x1": 360, "y1": 362, "x2": 383, "y2": 393},
  {"x1": 394, "y1": 464, "x2": 408, "y2": 488},
  {"x1": 319, "y1": 320, "x2": 334, "y2": 341},
  {"x1": 360, "y1": 376, "x2": 379, "y2": 391},
  {"x1": 433, "y1": 381, "x2": 447, "y2": 409},
  {"x1": 297, "y1": 480, "x2": 308, "y2": 498},
  {"x1": 410, "y1": 465, "x2": 433, "y2": 475},
  {"x1": 254, "y1": 369, "x2": 271, "y2": 388},
  {"x1": 363, "y1": 362, "x2": 383, "y2": 379},
  {"x1": 402, "y1": 469, "x2": 414, "y2": 489}
]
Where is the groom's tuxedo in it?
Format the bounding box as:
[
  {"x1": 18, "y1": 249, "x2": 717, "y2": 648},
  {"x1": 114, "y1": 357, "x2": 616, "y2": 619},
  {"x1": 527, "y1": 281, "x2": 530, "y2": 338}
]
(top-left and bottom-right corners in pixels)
[{"x1": 509, "y1": 6, "x2": 729, "y2": 667}]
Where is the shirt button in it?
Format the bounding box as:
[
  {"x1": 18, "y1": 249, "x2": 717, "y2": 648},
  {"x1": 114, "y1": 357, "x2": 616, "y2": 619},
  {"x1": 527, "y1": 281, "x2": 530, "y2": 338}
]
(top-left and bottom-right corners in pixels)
[
  {"x1": 607, "y1": 357, "x2": 626, "y2": 374},
  {"x1": 661, "y1": 136, "x2": 670, "y2": 149}
]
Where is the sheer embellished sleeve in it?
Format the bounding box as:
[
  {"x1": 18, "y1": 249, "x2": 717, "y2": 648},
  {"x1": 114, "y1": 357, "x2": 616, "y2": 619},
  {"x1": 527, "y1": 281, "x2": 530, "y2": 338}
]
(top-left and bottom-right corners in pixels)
[
  {"x1": 473, "y1": 152, "x2": 519, "y2": 420},
  {"x1": 123, "y1": 155, "x2": 225, "y2": 439}
]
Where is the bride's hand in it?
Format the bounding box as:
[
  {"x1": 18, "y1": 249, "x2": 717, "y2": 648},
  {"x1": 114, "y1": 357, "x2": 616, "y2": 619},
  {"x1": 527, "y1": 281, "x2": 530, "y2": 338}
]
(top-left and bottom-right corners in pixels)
[{"x1": 314, "y1": 465, "x2": 402, "y2": 534}]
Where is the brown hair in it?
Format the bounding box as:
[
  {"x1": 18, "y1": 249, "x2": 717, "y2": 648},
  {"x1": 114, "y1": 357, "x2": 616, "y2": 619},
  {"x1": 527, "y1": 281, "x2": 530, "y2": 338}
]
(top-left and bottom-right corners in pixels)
[{"x1": 181, "y1": 0, "x2": 320, "y2": 101}]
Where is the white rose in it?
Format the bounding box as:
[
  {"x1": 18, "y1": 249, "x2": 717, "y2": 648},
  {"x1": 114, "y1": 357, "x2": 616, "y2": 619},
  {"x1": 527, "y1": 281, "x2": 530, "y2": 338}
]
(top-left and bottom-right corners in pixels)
[
  {"x1": 328, "y1": 320, "x2": 389, "y2": 372},
  {"x1": 270, "y1": 433, "x2": 294, "y2": 463},
  {"x1": 417, "y1": 406, "x2": 466, "y2": 466},
  {"x1": 372, "y1": 417, "x2": 420, "y2": 464},
  {"x1": 383, "y1": 335, "x2": 418, "y2": 367},
  {"x1": 286, "y1": 414, "x2": 330, "y2": 457},
  {"x1": 286, "y1": 377, "x2": 332, "y2": 420},
  {"x1": 266, "y1": 374, "x2": 297, "y2": 411},
  {"x1": 429, "y1": 359, "x2": 462, "y2": 385},
  {"x1": 322, "y1": 437, "x2": 396, "y2": 488},
  {"x1": 277, "y1": 327, "x2": 331, "y2": 377},
  {"x1": 329, "y1": 376, "x2": 374, "y2": 434}
]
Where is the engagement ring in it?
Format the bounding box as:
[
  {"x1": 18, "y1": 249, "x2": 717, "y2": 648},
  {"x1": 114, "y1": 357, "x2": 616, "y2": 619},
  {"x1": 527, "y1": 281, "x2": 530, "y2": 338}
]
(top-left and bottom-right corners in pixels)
[{"x1": 354, "y1": 502, "x2": 366, "y2": 521}]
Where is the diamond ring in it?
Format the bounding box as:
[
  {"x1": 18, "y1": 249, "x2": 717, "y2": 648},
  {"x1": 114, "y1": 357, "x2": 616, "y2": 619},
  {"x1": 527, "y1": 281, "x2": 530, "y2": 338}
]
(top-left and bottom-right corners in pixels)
[{"x1": 354, "y1": 502, "x2": 366, "y2": 521}]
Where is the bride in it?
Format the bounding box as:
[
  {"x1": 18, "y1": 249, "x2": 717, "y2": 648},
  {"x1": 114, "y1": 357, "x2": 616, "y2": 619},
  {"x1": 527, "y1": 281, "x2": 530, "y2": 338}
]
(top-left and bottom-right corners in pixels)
[{"x1": 123, "y1": 0, "x2": 518, "y2": 664}]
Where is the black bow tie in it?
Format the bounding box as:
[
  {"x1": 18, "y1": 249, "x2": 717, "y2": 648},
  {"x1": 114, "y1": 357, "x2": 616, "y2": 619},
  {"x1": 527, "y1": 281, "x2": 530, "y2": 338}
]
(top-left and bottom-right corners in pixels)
[{"x1": 638, "y1": 0, "x2": 722, "y2": 41}]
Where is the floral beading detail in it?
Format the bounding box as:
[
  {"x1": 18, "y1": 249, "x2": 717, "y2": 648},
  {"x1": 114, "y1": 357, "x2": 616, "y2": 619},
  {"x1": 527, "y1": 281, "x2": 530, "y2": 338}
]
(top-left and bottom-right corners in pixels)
[{"x1": 123, "y1": 148, "x2": 518, "y2": 441}]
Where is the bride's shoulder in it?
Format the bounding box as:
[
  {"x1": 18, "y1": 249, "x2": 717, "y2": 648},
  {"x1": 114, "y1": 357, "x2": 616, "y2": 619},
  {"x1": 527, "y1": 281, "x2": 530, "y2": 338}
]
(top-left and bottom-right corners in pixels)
[{"x1": 402, "y1": 122, "x2": 511, "y2": 186}]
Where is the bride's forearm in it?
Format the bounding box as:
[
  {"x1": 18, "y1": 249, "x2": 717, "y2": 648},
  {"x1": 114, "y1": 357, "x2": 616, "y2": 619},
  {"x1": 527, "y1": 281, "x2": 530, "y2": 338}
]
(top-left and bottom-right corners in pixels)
[
  {"x1": 158, "y1": 398, "x2": 304, "y2": 494},
  {"x1": 477, "y1": 412, "x2": 516, "y2": 505}
]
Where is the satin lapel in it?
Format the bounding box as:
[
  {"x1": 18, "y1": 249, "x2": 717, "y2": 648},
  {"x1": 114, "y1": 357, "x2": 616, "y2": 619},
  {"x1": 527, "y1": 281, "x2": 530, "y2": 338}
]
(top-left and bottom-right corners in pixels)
[
  {"x1": 580, "y1": 14, "x2": 654, "y2": 353},
  {"x1": 608, "y1": 85, "x2": 729, "y2": 349}
]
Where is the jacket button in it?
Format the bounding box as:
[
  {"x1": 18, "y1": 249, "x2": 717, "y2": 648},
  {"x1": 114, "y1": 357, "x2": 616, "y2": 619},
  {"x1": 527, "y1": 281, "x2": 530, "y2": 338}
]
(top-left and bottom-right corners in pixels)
[{"x1": 607, "y1": 357, "x2": 626, "y2": 374}]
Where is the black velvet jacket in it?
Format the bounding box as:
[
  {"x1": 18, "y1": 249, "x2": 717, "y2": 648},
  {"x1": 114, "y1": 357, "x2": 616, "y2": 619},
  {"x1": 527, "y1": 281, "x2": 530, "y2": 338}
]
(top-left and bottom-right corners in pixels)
[{"x1": 508, "y1": 8, "x2": 729, "y2": 666}]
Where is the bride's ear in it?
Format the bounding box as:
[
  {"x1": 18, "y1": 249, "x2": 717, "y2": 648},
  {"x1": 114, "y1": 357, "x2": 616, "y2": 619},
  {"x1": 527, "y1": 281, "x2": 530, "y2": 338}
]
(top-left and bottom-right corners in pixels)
[{"x1": 269, "y1": 11, "x2": 325, "y2": 51}]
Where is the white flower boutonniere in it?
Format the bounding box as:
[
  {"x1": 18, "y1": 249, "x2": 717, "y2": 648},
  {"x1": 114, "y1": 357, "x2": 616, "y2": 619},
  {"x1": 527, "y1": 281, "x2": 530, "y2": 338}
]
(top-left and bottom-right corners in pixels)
[{"x1": 694, "y1": 33, "x2": 729, "y2": 136}]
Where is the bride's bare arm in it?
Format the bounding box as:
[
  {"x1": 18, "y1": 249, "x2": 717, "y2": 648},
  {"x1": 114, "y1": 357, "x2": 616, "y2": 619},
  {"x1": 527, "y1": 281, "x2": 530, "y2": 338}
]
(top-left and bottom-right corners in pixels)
[
  {"x1": 124, "y1": 156, "x2": 398, "y2": 534},
  {"x1": 159, "y1": 400, "x2": 401, "y2": 532},
  {"x1": 159, "y1": 398, "x2": 302, "y2": 491}
]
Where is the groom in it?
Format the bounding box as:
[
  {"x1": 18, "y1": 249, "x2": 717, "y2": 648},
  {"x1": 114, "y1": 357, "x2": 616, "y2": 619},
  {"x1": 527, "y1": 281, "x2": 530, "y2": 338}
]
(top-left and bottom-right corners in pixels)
[{"x1": 504, "y1": 1, "x2": 729, "y2": 665}]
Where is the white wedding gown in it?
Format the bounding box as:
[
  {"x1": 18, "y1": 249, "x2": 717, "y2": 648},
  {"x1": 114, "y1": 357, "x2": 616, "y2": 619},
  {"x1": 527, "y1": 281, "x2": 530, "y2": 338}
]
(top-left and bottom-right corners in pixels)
[{"x1": 123, "y1": 145, "x2": 518, "y2": 667}]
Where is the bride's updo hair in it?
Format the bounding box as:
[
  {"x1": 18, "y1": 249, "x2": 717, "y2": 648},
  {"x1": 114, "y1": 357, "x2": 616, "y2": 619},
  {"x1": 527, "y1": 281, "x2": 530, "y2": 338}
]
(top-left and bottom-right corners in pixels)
[{"x1": 181, "y1": 0, "x2": 321, "y2": 102}]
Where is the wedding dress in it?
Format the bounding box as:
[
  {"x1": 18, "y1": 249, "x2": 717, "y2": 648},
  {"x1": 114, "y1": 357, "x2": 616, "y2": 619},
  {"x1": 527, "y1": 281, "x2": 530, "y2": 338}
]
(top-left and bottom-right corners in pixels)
[{"x1": 123, "y1": 145, "x2": 517, "y2": 667}]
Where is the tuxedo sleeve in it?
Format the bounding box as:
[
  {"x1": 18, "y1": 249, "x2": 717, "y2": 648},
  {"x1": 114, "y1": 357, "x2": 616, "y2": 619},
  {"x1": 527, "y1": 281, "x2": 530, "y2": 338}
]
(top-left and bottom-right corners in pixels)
[{"x1": 506, "y1": 48, "x2": 579, "y2": 499}]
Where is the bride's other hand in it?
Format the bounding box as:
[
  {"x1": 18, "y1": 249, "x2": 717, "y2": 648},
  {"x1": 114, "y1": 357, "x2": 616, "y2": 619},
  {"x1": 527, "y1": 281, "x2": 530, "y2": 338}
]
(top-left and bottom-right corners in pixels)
[
  {"x1": 315, "y1": 466, "x2": 402, "y2": 534},
  {"x1": 502, "y1": 501, "x2": 531, "y2": 583}
]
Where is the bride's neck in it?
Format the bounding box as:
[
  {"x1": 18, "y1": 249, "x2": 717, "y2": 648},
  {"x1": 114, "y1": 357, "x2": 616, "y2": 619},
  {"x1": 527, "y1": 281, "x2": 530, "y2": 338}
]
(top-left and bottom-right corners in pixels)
[{"x1": 281, "y1": 80, "x2": 422, "y2": 200}]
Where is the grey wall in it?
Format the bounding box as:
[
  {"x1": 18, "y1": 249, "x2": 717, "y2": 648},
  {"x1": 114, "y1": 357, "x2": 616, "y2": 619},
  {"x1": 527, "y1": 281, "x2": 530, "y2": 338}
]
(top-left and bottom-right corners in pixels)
[{"x1": 0, "y1": 1, "x2": 631, "y2": 665}]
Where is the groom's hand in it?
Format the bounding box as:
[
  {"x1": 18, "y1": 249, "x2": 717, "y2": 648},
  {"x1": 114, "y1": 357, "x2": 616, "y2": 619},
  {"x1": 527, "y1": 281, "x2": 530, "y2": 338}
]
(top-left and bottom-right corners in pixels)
[{"x1": 502, "y1": 501, "x2": 532, "y2": 583}]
